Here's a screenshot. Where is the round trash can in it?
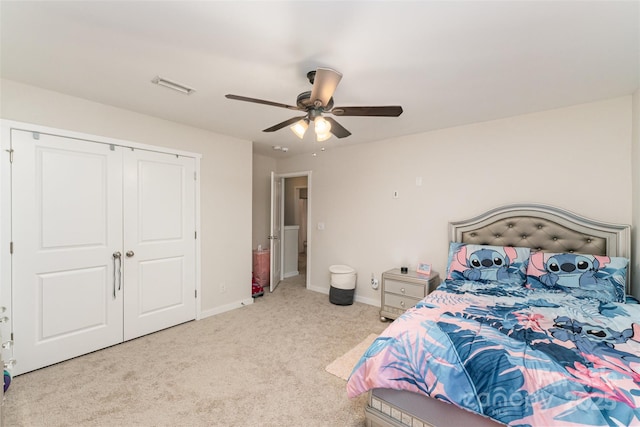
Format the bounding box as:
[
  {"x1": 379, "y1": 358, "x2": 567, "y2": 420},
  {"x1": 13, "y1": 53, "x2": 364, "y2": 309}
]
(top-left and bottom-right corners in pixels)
[{"x1": 329, "y1": 264, "x2": 356, "y2": 305}]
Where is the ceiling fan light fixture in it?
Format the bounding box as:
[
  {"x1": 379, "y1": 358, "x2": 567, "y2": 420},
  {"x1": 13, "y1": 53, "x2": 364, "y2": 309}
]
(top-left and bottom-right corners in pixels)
[
  {"x1": 314, "y1": 116, "x2": 331, "y2": 135},
  {"x1": 290, "y1": 120, "x2": 308, "y2": 139},
  {"x1": 316, "y1": 130, "x2": 332, "y2": 142}
]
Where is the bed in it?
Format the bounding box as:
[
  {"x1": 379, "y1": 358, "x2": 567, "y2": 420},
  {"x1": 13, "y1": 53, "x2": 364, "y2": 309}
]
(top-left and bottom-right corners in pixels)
[{"x1": 347, "y1": 204, "x2": 639, "y2": 427}]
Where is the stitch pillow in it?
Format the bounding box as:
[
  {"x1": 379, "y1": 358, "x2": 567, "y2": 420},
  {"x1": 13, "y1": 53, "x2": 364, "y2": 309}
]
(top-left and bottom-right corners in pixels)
[
  {"x1": 446, "y1": 243, "x2": 530, "y2": 285},
  {"x1": 526, "y1": 251, "x2": 628, "y2": 303}
]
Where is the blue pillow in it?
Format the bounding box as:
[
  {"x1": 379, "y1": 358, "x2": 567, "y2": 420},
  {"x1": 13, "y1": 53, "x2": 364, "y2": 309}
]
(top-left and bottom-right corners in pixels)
[
  {"x1": 526, "y1": 251, "x2": 628, "y2": 303},
  {"x1": 446, "y1": 243, "x2": 530, "y2": 285}
]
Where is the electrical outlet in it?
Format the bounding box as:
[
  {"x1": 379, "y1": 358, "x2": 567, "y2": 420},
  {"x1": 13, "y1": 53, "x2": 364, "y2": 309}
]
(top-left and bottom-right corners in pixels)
[{"x1": 371, "y1": 273, "x2": 379, "y2": 290}]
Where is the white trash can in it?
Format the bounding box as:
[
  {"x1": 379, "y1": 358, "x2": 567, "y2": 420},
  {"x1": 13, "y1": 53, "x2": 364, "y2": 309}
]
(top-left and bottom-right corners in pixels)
[{"x1": 329, "y1": 264, "x2": 356, "y2": 305}]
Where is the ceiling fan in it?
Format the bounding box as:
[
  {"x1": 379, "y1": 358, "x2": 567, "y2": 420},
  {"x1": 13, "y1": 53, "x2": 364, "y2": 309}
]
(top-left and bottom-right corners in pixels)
[{"x1": 225, "y1": 68, "x2": 403, "y2": 141}]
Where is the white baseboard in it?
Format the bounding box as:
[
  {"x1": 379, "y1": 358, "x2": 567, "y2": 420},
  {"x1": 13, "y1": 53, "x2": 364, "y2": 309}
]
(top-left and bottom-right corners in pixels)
[
  {"x1": 307, "y1": 284, "x2": 329, "y2": 295},
  {"x1": 198, "y1": 297, "x2": 254, "y2": 320},
  {"x1": 307, "y1": 284, "x2": 380, "y2": 308},
  {"x1": 283, "y1": 270, "x2": 299, "y2": 278},
  {"x1": 197, "y1": 287, "x2": 380, "y2": 321},
  {"x1": 354, "y1": 294, "x2": 380, "y2": 307}
]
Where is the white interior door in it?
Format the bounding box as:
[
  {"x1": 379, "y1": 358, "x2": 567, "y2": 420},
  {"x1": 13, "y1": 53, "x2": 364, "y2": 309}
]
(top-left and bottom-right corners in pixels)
[
  {"x1": 123, "y1": 149, "x2": 196, "y2": 340},
  {"x1": 11, "y1": 130, "x2": 123, "y2": 374},
  {"x1": 269, "y1": 172, "x2": 282, "y2": 292}
]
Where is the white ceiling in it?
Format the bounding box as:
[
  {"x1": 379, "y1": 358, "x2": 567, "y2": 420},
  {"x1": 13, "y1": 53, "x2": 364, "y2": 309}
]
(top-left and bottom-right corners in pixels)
[{"x1": 1, "y1": 1, "x2": 638, "y2": 157}]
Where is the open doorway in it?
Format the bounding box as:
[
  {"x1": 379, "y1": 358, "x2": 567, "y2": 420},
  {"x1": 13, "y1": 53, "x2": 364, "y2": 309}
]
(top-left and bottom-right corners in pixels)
[{"x1": 279, "y1": 172, "x2": 310, "y2": 288}]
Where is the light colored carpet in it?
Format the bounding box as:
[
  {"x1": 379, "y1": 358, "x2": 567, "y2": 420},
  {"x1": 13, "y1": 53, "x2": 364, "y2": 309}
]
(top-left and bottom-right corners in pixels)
[
  {"x1": 4, "y1": 275, "x2": 388, "y2": 426},
  {"x1": 325, "y1": 333, "x2": 378, "y2": 381}
]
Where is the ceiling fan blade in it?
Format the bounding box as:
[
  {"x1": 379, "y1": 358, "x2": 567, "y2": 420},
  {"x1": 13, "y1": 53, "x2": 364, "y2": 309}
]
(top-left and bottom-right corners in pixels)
[
  {"x1": 309, "y1": 68, "x2": 342, "y2": 108},
  {"x1": 330, "y1": 106, "x2": 403, "y2": 117},
  {"x1": 325, "y1": 117, "x2": 351, "y2": 138},
  {"x1": 263, "y1": 116, "x2": 308, "y2": 133},
  {"x1": 225, "y1": 94, "x2": 301, "y2": 111}
]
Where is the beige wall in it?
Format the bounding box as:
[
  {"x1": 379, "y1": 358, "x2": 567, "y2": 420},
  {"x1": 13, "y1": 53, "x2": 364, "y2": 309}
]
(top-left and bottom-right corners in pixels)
[
  {"x1": 268, "y1": 96, "x2": 634, "y2": 305},
  {"x1": 1, "y1": 79, "x2": 254, "y2": 315}
]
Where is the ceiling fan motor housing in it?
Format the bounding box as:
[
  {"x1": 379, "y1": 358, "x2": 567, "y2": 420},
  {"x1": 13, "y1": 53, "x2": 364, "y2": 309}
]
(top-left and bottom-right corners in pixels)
[{"x1": 296, "y1": 91, "x2": 334, "y2": 111}]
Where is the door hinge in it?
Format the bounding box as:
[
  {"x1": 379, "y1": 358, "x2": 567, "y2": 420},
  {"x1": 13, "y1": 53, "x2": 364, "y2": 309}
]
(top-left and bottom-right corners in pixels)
[
  {"x1": 10, "y1": 333, "x2": 14, "y2": 341},
  {"x1": 194, "y1": 171, "x2": 197, "y2": 181},
  {"x1": 32, "y1": 132, "x2": 40, "y2": 140},
  {"x1": 195, "y1": 290, "x2": 197, "y2": 298},
  {"x1": 9, "y1": 241, "x2": 13, "y2": 254},
  {"x1": 5, "y1": 149, "x2": 13, "y2": 163},
  {"x1": 194, "y1": 231, "x2": 197, "y2": 239}
]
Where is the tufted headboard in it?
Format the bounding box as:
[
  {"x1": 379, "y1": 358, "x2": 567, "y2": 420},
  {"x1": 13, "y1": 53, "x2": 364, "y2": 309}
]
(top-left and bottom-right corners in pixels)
[{"x1": 449, "y1": 204, "x2": 631, "y2": 292}]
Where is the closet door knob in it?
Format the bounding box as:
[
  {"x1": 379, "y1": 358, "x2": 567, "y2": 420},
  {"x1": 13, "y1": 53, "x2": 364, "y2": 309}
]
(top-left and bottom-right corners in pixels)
[{"x1": 126, "y1": 251, "x2": 135, "y2": 257}]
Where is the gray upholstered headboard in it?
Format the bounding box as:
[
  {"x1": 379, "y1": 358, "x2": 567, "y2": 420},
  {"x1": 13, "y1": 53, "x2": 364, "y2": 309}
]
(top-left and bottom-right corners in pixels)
[{"x1": 449, "y1": 204, "x2": 631, "y2": 292}]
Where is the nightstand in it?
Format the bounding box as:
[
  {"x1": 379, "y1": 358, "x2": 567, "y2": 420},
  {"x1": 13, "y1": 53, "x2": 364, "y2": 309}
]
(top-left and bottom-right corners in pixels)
[{"x1": 380, "y1": 269, "x2": 440, "y2": 321}]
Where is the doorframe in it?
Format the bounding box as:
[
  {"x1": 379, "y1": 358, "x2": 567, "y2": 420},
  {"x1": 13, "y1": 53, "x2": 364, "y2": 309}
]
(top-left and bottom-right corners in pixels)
[
  {"x1": 1, "y1": 122, "x2": 13, "y2": 366},
  {"x1": 278, "y1": 171, "x2": 312, "y2": 290},
  {"x1": 0, "y1": 120, "x2": 203, "y2": 338}
]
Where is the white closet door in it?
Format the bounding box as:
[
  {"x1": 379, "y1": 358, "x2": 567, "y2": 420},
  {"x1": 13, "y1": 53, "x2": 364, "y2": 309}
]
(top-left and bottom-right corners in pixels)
[
  {"x1": 11, "y1": 130, "x2": 124, "y2": 374},
  {"x1": 123, "y1": 149, "x2": 196, "y2": 340}
]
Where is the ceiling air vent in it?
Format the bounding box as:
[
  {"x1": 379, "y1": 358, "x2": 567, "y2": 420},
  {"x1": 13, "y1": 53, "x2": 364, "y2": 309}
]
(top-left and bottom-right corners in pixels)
[{"x1": 151, "y1": 76, "x2": 195, "y2": 95}]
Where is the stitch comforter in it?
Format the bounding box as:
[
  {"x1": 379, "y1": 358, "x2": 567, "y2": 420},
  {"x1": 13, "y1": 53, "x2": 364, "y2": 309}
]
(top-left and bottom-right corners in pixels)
[{"x1": 347, "y1": 280, "x2": 640, "y2": 426}]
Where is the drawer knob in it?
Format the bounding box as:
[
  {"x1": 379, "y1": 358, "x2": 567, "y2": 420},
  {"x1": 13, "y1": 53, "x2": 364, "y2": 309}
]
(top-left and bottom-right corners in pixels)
[
  {"x1": 401, "y1": 288, "x2": 405, "y2": 294},
  {"x1": 400, "y1": 300, "x2": 405, "y2": 307}
]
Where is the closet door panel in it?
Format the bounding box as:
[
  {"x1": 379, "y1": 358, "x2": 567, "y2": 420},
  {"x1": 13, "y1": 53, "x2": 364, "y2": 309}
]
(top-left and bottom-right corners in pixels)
[
  {"x1": 138, "y1": 257, "x2": 184, "y2": 312},
  {"x1": 39, "y1": 148, "x2": 107, "y2": 248},
  {"x1": 39, "y1": 266, "x2": 109, "y2": 338},
  {"x1": 123, "y1": 149, "x2": 196, "y2": 340},
  {"x1": 11, "y1": 130, "x2": 124, "y2": 375}
]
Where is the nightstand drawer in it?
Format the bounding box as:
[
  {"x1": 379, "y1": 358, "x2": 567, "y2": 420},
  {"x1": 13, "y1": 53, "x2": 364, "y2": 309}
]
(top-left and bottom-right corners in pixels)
[
  {"x1": 383, "y1": 293, "x2": 422, "y2": 311},
  {"x1": 380, "y1": 269, "x2": 440, "y2": 321},
  {"x1": 384, "y1": 279, "x2": 425, "y2": 299}
]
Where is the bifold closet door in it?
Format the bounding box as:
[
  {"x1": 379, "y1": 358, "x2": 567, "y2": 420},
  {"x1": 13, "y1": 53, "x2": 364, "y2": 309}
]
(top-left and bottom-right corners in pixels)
[
  {"x1": 11, "y1": 131, "x2": 197, "y2": 375},
  {"x1": 12, "y1": 130, "x2": 124, "y2": 374},
  {"x1": 122, "y1": 149, "x2": 196, "y2": 340}
]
